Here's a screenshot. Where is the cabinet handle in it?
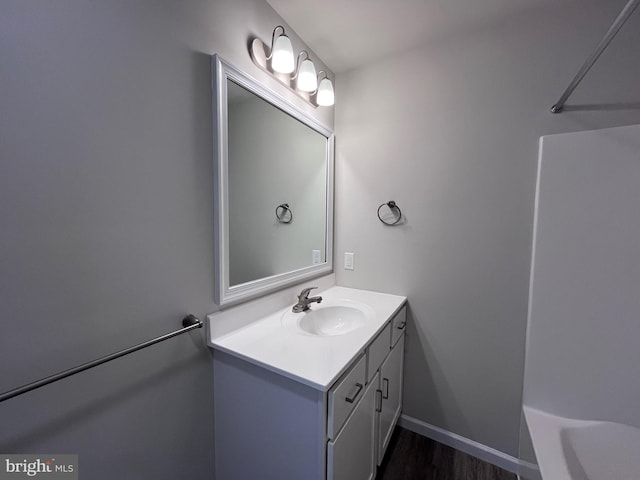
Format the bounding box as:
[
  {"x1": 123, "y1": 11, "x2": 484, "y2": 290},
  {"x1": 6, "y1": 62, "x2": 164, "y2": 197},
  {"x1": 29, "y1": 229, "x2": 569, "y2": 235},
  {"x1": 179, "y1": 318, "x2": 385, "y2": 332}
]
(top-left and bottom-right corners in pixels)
[
  {"x1": 376, "y1": 389, "x2": 383, "y2": 413},
  {"x1": 396, "y1": 321, "x2": 406, "y2": 330},
  {"x1": 382, "y1": 378, "x2": 389, "y2": 399},
  {"x1": 345, "y1": 383, "x2": 363, "y2": 403}
]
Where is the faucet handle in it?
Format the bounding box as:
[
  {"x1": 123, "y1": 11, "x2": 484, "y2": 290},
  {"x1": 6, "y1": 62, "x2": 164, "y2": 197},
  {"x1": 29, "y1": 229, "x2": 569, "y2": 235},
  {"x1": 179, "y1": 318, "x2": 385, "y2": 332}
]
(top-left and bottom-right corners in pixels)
[{"x1": 299, "y1": 286, "x2": 318, "y2": 299}]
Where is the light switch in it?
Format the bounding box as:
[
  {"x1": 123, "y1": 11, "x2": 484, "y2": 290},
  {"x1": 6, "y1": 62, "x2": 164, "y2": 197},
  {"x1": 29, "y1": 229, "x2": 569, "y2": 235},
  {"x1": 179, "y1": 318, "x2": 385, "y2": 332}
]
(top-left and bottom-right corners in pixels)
[
  {"x1": 312, "y1": 250, "x2": 321, "y2": 265},
  {"x1": 344, "y1": 252, "x2": 355, "y2": 270}
]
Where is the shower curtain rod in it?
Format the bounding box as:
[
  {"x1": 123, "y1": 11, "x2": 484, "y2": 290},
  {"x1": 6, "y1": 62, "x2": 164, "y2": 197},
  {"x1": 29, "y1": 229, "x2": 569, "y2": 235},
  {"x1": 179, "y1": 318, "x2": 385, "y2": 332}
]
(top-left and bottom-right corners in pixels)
[
  {"x1": 551, "y1": 0, "x2": 640, "y2": 113},
  {"x1": 0, "y1": 314, "x2": 203, "y2": 403}
]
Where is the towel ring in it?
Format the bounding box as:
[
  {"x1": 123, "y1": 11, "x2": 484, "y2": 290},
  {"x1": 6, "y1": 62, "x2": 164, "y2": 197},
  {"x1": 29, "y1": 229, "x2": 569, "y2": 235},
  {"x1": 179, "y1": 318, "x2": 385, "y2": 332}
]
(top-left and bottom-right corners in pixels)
[
  {"x1": 377, "y1": 200, "x2": 402, "y2": 226},
  {"x1": 275, "y1": 203, "x2": 293, "y2": 223}
]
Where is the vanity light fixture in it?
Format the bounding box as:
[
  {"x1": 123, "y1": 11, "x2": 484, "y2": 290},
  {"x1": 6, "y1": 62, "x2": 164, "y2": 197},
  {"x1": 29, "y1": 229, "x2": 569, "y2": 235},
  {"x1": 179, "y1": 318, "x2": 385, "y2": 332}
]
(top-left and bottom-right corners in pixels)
[
  {"x1": 249, "y1": 26, "x2": 335, "y2": 108},
  {"x1": 315, "y1": 71, "x2": 335, "y2": 107},
  {"x1": 267, "y1": 25, "x2": 295, "y2": 74},
  {"x1": 293, "y1": 52, "x2": 318, "y2": 92}
]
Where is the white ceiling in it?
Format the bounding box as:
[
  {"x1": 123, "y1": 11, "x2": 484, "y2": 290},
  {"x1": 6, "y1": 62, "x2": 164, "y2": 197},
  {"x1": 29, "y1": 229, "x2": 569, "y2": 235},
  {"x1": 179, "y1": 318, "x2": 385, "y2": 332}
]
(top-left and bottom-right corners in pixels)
[{"x1": 267, "y1": 0, "x2": 577, "y2": 73}]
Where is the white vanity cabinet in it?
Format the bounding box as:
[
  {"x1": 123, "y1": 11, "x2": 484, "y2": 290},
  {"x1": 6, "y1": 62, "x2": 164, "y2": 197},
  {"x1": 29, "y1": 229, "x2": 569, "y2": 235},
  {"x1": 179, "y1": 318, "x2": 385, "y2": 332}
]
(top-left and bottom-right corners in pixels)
[
  {"x1": 327, "y1": 306, "x2": 406, "y2": 480},
  {"x1": 209, "y1": 287, "x2": 406, "y2": 480}
]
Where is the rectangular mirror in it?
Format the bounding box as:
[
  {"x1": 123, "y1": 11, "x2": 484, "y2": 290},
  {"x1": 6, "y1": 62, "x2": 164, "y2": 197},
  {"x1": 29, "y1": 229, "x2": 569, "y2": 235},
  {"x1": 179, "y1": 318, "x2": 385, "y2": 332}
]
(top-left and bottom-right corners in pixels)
[{"x1": 212, "y1": 55, "x2": 334, "y2": 305}]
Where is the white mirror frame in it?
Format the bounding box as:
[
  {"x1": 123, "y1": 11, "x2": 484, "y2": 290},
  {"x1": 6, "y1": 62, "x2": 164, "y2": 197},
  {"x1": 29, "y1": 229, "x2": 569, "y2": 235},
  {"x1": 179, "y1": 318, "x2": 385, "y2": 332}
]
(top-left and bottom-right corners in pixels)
[{"x1": 212, "y1": 55, "x2": 334, "y2": 306}]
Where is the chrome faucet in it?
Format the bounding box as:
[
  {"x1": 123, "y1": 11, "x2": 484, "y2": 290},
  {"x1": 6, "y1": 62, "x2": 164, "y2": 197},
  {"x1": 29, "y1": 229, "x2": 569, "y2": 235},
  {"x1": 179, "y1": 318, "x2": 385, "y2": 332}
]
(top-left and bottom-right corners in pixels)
[{"x1": 292, "y1": 287, "x2": 322, "y2": 313}]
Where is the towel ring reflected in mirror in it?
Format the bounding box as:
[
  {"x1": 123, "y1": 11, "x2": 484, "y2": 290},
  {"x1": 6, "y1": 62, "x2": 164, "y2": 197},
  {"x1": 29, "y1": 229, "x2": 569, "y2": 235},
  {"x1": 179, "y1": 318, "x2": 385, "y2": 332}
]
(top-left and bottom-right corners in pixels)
[
  {"x1": 275, "y1": 203, "x2": 293, "y2": 224},
  {"x1": 377, "y1": 200, "x2": 403, "y2": 226}
]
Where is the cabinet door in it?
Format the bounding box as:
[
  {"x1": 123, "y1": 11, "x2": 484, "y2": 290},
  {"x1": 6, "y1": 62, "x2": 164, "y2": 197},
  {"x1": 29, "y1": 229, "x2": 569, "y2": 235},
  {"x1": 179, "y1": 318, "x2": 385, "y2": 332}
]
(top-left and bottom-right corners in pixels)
[
  {"x1": 377, "y1": 336, "x2": 404, "y2": 465},
  {"x1": 327, "y1": 372, "x2": 378, "y2": 480}
]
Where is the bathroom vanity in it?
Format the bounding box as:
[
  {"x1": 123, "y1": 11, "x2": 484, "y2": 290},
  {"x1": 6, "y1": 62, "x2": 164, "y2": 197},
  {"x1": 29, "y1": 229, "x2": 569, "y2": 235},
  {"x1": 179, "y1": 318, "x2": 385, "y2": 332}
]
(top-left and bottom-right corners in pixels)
[
  {"x1": 209, "y1": 56, "x2": 404, "y2": 479},
  {"x1": 208, "y1": 286, "x2": 407, "y2": 480}
]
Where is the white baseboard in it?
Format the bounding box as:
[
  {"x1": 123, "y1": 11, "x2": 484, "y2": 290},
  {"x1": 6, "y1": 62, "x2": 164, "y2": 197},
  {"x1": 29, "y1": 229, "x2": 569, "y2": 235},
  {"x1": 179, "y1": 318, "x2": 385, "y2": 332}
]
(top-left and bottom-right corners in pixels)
[{"x1": 398, "y1": 414, "x2": 541, "y2": 479}]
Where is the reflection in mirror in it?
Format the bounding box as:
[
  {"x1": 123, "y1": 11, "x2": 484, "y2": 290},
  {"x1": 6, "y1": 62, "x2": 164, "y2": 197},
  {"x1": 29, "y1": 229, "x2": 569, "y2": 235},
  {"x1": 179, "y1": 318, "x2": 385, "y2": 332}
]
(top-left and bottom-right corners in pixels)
[
  {"x1": 227, "y1": 80, "x2": 327, "y2": 286},
  {"x1": 212, "y1": 55, "x2": 334, "y2": 306}
]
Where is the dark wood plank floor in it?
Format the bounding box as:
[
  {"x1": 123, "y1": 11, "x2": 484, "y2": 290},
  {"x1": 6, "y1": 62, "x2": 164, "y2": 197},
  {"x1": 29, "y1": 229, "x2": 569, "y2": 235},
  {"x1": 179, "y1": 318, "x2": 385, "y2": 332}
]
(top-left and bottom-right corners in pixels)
[{"x1": 377, "y1": 427, "x2": 517, "y2": 480}]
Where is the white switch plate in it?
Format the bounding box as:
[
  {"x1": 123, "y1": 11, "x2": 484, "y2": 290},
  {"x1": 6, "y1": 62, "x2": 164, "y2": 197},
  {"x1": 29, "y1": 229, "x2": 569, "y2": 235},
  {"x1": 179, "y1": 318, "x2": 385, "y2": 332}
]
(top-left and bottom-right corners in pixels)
[
  {"x1": 312, "y1": 250, "x2": 321, "y2": 265},
  {"x1": 344, "y1": 252, "x2": 355, "y2": 270}
]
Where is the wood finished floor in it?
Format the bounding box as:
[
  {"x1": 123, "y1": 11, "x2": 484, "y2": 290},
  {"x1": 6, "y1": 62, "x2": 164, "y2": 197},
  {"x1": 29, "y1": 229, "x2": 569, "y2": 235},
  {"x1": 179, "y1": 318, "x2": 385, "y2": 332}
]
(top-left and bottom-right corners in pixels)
[{"x1": 377, "y1": 427, "x2": 517, "y2": 480}]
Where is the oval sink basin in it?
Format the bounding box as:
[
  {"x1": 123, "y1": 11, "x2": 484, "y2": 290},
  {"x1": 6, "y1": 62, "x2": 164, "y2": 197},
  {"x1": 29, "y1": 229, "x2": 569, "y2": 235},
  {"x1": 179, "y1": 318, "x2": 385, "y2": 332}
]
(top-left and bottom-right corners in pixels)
[{"x1": 282, "y1": 301, "x2": 373, "y2": 336}]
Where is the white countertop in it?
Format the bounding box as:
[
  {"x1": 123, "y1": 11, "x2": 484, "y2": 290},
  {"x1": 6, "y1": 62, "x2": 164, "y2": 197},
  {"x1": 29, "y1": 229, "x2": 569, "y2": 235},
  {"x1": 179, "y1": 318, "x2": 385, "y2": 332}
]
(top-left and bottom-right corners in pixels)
[{"x1": 208, "y1": 286, "x2": 406, "y2": 391}]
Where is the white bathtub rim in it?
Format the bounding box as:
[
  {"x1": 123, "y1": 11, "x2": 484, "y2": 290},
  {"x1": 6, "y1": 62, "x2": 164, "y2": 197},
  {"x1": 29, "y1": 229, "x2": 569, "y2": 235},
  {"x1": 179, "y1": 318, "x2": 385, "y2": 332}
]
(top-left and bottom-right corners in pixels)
[{"x1": 524, "y1": 405, "x2": 640, "y2": 480}]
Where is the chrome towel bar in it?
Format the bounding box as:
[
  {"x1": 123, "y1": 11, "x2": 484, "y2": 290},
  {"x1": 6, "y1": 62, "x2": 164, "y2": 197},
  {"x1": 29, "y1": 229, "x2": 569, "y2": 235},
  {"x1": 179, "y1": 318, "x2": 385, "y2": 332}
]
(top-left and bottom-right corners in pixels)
[{"x1": 0, "y1": 315, "x2": 203, "y2": 403}]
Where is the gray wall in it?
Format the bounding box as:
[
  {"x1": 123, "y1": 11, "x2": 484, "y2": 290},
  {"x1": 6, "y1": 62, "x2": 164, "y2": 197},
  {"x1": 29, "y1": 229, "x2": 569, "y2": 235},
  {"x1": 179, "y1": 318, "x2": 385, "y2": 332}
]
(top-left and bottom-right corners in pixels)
[
  {"x1": 0, "y1": 1, "x2": 332, "y2": 479},
  {"x1": 334, "y1": 0, "x2": 640, "y2": 458}
]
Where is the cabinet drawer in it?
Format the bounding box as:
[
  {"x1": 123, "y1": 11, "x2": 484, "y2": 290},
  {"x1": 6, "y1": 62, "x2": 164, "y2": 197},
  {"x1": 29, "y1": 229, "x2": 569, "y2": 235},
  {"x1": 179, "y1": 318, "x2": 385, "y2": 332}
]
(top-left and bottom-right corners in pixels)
[
  {"x1": 390, "y1": 306, "x2": 407, "y2": 347},
  {"x1": 328, "y1": 354, "x2": 366, "y2": 440},
  {"x1": 366, "y1": 322, "x2": 391, "y2": 383}
]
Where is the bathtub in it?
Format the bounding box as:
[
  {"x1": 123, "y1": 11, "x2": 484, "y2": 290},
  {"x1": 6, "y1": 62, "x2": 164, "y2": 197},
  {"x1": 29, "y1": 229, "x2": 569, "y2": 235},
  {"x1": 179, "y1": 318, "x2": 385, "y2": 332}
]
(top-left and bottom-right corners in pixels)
[{"x1": 524, "y1": 406, "x2": 640, "y2": 480}]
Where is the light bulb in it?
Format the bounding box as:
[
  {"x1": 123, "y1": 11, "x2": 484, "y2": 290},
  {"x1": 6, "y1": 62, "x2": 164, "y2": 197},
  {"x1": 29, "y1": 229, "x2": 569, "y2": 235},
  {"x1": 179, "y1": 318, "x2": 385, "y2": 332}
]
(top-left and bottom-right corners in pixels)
[
  {"x1": 296, "y1": 59, "x2": 317, "y2": 92},
  {"x1": 316, "y1": 77, "x2": 334, "y2": 106},
  {"x1": 271, "y1": 34, "x2": 294, "y2": 73}
]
